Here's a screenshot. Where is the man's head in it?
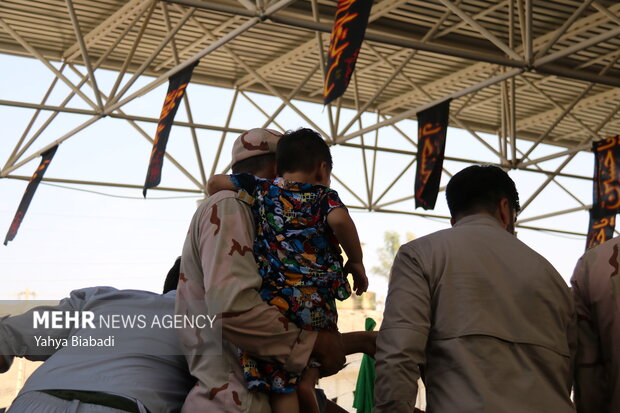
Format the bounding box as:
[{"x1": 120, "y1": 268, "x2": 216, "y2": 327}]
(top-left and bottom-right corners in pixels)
[
  {"x1": 231, "y1": 128, "x2": 282, "y2": 178},
  {"x1": 276, "y1": 128, "x2": 333, "y2": 185},
  {"x1": 446, "y1": 165, "x2": 520, "y2": 233}
]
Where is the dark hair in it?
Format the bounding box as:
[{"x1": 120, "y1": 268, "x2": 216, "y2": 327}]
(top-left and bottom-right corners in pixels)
[
  {"x1": 163, "y1": 257, "x2": 181, "y2": 294},
  {"x1": 232, "y1": 153, "x2": 276, "y2": 174},
  {"x1": 276, "y1": 128, "x2": 333, "y2": 175},
  {"x1": 446, "y1": 165, "x2": 520, "y2": 219}
]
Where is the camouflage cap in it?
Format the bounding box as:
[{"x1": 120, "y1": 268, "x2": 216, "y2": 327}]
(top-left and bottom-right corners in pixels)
[{"x1": 231, "y1": 128, "x2": 282, "y2": 165}]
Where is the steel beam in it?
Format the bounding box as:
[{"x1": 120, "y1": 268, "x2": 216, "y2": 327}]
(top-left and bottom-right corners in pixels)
[
  {"x1": 65, "y1": 0, "x2": 104, "y2": 109},
  {"x1": 0, "y1": 17, "x2": 99, "y2": 111},
  {"x1": 535, "y1": 26, "x2": 620, "y2": 67},
  {"x1": 437, "y1": 0, "x2": 521, "y2": 61},
  {"x1": 0, "y1": 99, "x2": 246, "y2": 134},
  {"x1": 519, "y1": 97, "x2": 619, "y2": 213},
  {"x1": 162, "y1": 2, "x2": 207, "y2": 187},
  {"x1": 2, "y1": 7, "x2": 150, "y2": 171},
  {"x1": 210, "y1": 89, "x2": 239, "y2": 177},
  {"x1": 517, "y1": 205, "x2": 592, "y2": 224},
  {"x1": 108, "y1": 1, "x2": 157, "y2": 101},
  {"x1": 337, "y1": 68, "x2": 524, "y2": 144},
  {"x1": 62, "y1": 0, "x2": 150, "y2": 60},
  {"x1": 106, "y1": 6, "x2": 195, "y2": 107},
  {"x1": 4, "y1": 174, "x2": 203, "y2": 194},
  {"x1": 104, "y1": 0, "x2": 297, "y2": 115},
  {"x1": 535, "y1": 0, "x2": 596, "y2": 59}
]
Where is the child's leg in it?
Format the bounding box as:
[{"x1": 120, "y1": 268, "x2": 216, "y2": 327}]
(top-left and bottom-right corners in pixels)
[
  {"x1": 297, "y1": 366, "x2": 321, "y2": 413},
  {"x1": 342, "y1": 330, "x2": 378, "y2": 357},
  {"x1": 270, "y1": 392, "x2": 299, "y2": 413}
]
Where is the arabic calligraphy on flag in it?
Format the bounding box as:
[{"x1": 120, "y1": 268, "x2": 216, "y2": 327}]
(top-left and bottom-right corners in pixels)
[
  {"x1": 586, "y1": 208, "x2": 616, "y2": 250},
  {"x1": 414, "y1": 100, "x2": 451, "y2": 210},
  {"x1": 586, "y1": 135, "x2": 620, "y2": 249},
  {"x1": 143, "y1": 62, "x2": 197, "y2": 197},
  {"x1": 323, "y1": 0, "x2": 372, "y2": 105},
  {"x1": 4, "y1": 145, "x2": 58, "y2": 245}
]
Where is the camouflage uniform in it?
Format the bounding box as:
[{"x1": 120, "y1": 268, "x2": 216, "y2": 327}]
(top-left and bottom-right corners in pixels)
[
  {"x1": 572, "y1": 236, "x2": 620, "y2": 413},
  {"x1": 176, "y1": 190, "x2": 317, "y2": 412}
]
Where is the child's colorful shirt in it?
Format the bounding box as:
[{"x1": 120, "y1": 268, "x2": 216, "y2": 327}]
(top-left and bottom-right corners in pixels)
[{"x1": 230, "y1": 174, "x2": 351, "y2": 332}]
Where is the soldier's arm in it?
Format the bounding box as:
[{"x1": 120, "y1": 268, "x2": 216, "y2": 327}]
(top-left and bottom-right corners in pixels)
[
  {"x1": 0, "y1": 288, "x2": 97, "y2": 373},
  {"x1": 571, "y1": 256, "x2": 609, "y2": 413},
  {"x1": 375, "y1": 244, "x2": 430, "y2": 412}
]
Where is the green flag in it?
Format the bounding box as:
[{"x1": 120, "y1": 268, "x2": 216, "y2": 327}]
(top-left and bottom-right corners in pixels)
[{"x1": 353, "y1": 317, "x2": 376, "y2": 412}]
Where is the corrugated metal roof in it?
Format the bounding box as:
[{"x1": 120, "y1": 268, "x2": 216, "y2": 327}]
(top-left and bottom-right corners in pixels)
[{"x1": 0, "y1": 0, "x2": 618, "y2": 149}]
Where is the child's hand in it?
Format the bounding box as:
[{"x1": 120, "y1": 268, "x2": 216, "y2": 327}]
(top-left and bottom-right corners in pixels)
[{"x1": 344, "y1": 261, "x2": 368, "y2": 295}]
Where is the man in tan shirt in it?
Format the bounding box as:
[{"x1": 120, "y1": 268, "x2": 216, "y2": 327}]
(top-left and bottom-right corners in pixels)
[
  {"x1": 572, "y1": 236, "x2": 620, "y2": 413},
  {"x1": 176, "y1": 128, "x2": 346, "y2": 412},
  {"x1": 374, "y1": 165, "x2": 575, "y2": 413}
]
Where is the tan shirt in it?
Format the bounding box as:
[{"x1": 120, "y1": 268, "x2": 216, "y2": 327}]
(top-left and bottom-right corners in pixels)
[
  {"x1": 176, "y1": 190, "x2": 317, "y2": 412},
  {"x1": 571, "y1": 236, "x2": 620, "y2": 413},
  {"x1": 375, "y1": 214, "x2": 575, "y2": 413}
]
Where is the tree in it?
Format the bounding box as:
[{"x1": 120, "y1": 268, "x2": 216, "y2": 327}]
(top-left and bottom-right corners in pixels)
[{"x1": 371, "y1": 230, "x2": 415, "y2": 279}]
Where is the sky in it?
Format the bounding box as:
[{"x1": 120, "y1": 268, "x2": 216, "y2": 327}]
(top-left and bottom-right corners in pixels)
[{"x1": 0, "y1": 53, "x2": 597, "y2": 302}]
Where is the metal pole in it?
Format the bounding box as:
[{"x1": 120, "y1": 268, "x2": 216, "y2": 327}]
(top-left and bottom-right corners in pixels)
[
  {"x1": 108, "y1": 1, "x2": 157, "y2": 100},
  {"x1": 336, "y1": 68, "x2": 524, "y2": 144},
  {"x1": 104, "y1": 0, "x2": 298, "y2": 115},
  {"x1": 261, "y1": 63, "x2": 320, "y2": 128},
  {"x1": 372, "y1": 158, "x2": 416, "y2": 208},
  {"x1": 437, "y1": 0, "x2": 522, "y2": 61},
  {"x1": 3, "y1": 63, "x2": 66, "y2": 170},
  {"x1": 4, "y1": 174, "x2": 203, "y2": 194},
  {"x1": 0, "y1": 17, "x2": 99, "y2": 111},
  {"x1": 519, "y1": 144, "x2": 591, "y2": 168},
  {"x1": 353, "y1": 73, "x2": 372, "y2": 209},
  {"x1": 210, "y1": 89, "x2": 239, "y2": 177},
  {"x1": 162, "y1": 2, "x2": 207, "y2": 188},
  {"x1": 65, "y1": 0, "x2": 104, "y2": 109},
  {"x1": 525, "y1": 0, "x2": 532, "y2": 65},
  {"x1": 310, "y1": 0, "x2": 335, "y2": 141},
  {"x1": 517, "y1": 205, "x2": 592, "y2": 224},
  {"x1": 3, "y1": 116, "x2": 103, "y2": 176},
  {"x1": 3, "y1": 7, "x2": 149, "y2": 170},
  {"x1": 535, "y1": 26, "x2": 620, "y2": 67},
  {"x1": 522, "y1": 77, "x2": 599, "y2": 140},
  {"x1": 106, "y1": 6, "x2": 195, "y2": 107},
  {"x1": 240, "y1": 91, "x2": 285, "y2": 132},
  {"x1": 0, "y1": 99, "x2": 246, "y2": 133},
  {"x1": 535, "y1": 0, "x2": 596, "y2": 59},
  {"x1": 331, "y1": 173, "x2": 368, "y2": 208},
  {"x1": 337, "y1": 49, "x2": 414, "y2": 137}
]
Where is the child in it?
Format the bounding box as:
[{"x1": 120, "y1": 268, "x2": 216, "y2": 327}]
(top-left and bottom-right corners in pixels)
[{"x1": 208, "y1": 128, "x2": 373, "y2": 413}]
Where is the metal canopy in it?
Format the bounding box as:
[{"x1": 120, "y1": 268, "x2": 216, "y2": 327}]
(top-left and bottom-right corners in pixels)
[{"x1": 0, "y1": 0, "x2": 619, "y2": 235}]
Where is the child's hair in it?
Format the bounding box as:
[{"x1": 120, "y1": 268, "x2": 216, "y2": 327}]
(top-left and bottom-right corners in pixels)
[{"x1": 276, "y1": 128, "x2": 333, "y2": 175}]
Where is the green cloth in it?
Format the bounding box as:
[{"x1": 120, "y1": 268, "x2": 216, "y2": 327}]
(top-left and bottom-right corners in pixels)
[{"x1": 352, "y1": 317, "x2": 377, "y2": 413}]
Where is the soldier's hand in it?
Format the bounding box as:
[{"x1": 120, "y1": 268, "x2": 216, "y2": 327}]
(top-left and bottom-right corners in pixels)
[{"x1": 312, "y1": 331, "x2": 346, "y2": 377}]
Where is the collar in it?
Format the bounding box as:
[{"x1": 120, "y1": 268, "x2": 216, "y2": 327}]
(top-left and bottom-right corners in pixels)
[
  {"x1": 273, "y1": 177, "x2": 316, "y2": 192},
  {"x1": 452, "y1": 213, "x2": 504, "y2": 229}
]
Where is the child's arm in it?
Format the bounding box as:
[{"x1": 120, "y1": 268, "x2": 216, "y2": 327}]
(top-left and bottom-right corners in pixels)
[
  {"x1": 207, "y1": 174, "x2": 236, "y2": 195},
  {"x1": 327, "y1": 207, "x2": 368, "y2": 295}
]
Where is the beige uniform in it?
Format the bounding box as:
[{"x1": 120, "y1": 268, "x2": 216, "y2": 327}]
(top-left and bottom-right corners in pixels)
[
  {"x1": 571, "y1": 236, "x2": 620, "y2": 413},
  {"x1": 374, "y1": 214, "x2": 575, "y2": 413},
  {"x1": 176, "y1": 190, "x2": 317, "y2": 412}
]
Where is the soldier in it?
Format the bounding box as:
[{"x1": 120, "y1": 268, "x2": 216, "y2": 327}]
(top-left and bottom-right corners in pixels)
[
  {"x1": 176, "y1": 128, "x2": 346, "y2": 412},
  {"x1": 572, "y1": 236, "x2": 620, "y2": 413}
]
